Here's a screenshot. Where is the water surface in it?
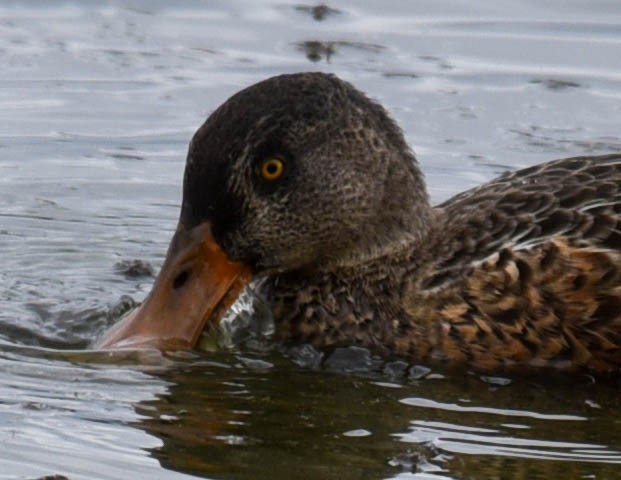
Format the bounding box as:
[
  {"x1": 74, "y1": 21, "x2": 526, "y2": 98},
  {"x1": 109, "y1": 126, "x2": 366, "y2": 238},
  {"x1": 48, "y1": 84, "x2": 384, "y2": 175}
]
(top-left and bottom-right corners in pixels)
[{"x1": 2, "y1": 1, "x2": 621, "y2": 478}]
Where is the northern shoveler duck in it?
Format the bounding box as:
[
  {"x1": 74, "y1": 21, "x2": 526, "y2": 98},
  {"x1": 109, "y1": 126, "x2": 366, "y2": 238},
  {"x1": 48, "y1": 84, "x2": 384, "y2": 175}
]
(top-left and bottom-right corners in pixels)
[{"x1": 96, "y1": 72, "x2": 621, "y2": 373}]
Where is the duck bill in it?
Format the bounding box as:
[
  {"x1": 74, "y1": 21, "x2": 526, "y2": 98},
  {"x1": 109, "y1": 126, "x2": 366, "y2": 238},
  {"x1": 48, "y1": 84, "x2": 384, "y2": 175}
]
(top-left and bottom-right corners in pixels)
[{"x1": 95, "y1": 223, "x2": 252, "y2": 350}]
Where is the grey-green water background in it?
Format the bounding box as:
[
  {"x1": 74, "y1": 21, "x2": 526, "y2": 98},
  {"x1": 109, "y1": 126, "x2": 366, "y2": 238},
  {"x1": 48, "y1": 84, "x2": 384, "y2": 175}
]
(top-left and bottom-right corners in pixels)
[{"x1": 2, "y1": 1, "x2": 621, "y2": 479}]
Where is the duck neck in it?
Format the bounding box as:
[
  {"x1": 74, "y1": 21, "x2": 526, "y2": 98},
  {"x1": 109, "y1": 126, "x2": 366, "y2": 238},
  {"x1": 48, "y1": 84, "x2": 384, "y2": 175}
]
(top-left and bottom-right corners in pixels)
[
  {"x1": 259, "y1": 207, "x2": 434, "y2": 354},
  {"x1": 327, "y1": 151, "x2": 433, "y2": 270},
  {"x1": 258, "y1": 259, "x2": 409, "y2": 353}
]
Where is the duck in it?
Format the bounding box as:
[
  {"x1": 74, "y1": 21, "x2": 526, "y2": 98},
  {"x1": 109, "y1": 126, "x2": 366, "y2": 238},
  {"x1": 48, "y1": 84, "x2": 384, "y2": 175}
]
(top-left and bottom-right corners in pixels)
[{"x1": 95, "y1": 72, "x2": 621, "y2": 373}]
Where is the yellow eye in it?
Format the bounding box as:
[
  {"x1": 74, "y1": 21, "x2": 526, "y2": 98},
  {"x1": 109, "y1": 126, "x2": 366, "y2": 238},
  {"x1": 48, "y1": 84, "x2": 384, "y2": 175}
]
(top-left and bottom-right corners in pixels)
[{"x1": 260, "y1": 158, "x2": 284, "y2": 181}]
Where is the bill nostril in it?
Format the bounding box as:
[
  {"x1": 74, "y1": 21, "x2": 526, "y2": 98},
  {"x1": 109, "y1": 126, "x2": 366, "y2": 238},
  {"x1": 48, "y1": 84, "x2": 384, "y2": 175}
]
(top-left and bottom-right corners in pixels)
[{"x1": 173, "y1": 269, "x2": 190, "y2": 289}]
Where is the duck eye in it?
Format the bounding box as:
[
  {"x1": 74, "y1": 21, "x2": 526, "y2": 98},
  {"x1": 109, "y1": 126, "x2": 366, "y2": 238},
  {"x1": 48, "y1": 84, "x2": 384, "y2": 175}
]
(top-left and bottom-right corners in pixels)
[{"x1": 260, "y1": 158, "x2": 284, "y2": 181}]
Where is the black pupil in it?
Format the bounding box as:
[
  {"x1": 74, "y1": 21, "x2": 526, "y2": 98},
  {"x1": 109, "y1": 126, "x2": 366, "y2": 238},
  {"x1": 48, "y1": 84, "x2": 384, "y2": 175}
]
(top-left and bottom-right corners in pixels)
[{"x1": 266, "y1": 162, "x2": 278, "y2": 175}]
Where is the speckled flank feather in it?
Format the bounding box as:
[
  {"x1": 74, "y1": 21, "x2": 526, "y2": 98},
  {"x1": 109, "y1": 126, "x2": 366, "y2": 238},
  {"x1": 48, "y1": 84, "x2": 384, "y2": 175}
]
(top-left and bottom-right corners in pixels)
[
  {"x1": 414, "y1": 155, "x2": 621, "y2": 371},
  {"x1": 180, "y1": 72, "x2": 621, "y2": 373},
  {"x1": 409, "y1": 238, "x2": 621, "y2": 371}
]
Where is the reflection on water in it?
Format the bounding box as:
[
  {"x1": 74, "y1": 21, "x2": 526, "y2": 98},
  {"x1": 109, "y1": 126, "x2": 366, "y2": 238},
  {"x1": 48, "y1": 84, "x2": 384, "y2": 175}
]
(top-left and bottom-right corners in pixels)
[
  {"x1": 131, "y1": 353, "x2": 621, "y2": 479},
  {"x1": 0, "y1": 346, "x2": 179, "y2": 479},
  {"x1": 6, "y1": 341, "x2": 620, "y2": 479},
  {"x1": 2, "y1": 0, "x2": 621, "y2": 479}
]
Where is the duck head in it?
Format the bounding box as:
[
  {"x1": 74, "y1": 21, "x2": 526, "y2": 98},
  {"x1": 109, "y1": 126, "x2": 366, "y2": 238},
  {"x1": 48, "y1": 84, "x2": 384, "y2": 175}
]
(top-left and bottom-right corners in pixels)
[{"x1": 95, "y1": 72, "x2": 432, "y2": 350}]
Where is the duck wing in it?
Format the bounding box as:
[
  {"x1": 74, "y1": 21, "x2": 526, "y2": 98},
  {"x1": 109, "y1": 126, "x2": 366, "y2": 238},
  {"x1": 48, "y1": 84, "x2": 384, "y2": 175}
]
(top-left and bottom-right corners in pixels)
[
  {"x1": 425, "y1": 153, "x2": 621, "y2": 288},
  {"x1": 409, "y1": 154, "x2": 621, "y2": 371}
]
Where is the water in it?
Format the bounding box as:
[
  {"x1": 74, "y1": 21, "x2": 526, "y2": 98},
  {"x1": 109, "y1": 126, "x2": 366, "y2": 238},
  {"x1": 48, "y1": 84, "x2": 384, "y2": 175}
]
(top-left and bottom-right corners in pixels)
[{"x1": 1, "y1": 1, "x2": 621, "y2": 478}]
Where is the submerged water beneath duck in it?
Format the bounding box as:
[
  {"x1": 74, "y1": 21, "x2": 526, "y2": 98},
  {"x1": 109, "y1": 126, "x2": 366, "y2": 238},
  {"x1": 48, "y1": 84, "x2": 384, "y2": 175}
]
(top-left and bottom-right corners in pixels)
[{"x1": 3, "y1": 1, "x2": 621, "y2": 479}]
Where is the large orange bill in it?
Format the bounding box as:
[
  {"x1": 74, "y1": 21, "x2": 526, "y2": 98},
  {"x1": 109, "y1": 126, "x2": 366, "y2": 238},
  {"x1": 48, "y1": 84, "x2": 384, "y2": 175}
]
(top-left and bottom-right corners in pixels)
[{"x1": 94, "y1": 223, "x2": 252, "y2": 350}]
